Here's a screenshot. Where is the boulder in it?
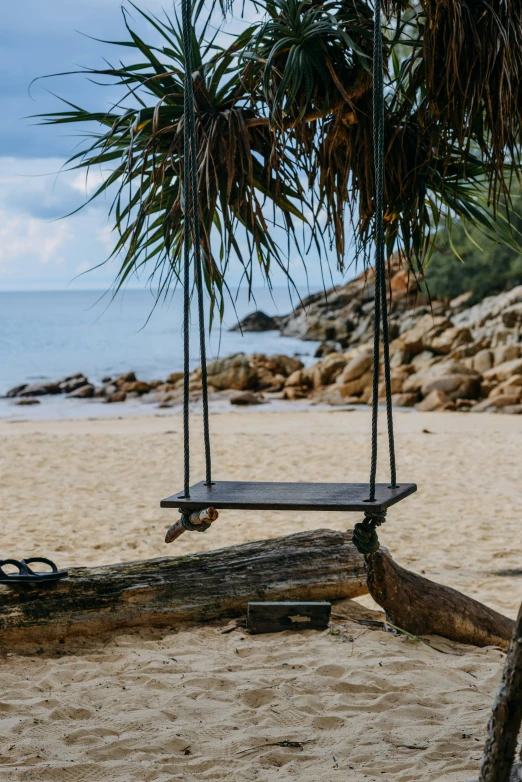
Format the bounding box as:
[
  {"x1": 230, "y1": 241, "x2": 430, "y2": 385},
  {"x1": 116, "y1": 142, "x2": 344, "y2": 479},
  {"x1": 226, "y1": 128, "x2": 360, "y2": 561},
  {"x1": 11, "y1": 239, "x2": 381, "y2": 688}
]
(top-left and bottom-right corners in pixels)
[
  {"x1": 403, "y1": 360, "x2": 478, "y2": 394},
  {"x1": 489, "y1": 385, "x2": 522, "y2": 404},
  {"x1": 429, "y1": 326, "x2": 472, "y2": 355},
  {"x1": 114, "y1": 372, "x2": 137, "y2": 386},
  {"x1": 230, "y1": 311, "x2": 280, "y2": 332},
  {"x1": 230, "y1": 391, "x2": 266, "y2": 406},
  {"x1": 67, "y1": 384, "x2": 95, "y2": 399},
  {"x1": 5, "y1": 384, "x2": 27, "y2": 398},
  {"x1": 15, "y1": 398, "x2": 40, "y2": 406},
  {"x1": 314, "y1": 341, "x2": 341, "y2": 358},
  {"x1": 282, "y1": 386, "x2": 310, "y2": 400},
  {"x1": 266, "y1": 355, "x2": 304, "y2": 377},
  {"x1": 417, "y1": 389, "x2": 452, "y2": 412},
  {"x1": 285, "y1": 369, "x2": 311, "y2": 388},
  {"x1": 338, "y1": 371, "x2": 373, "y2": 398},
  {"x1": 483, "y1": 358, "x2": 522, "y2": 383},
  {"x1": 493, "y1": 344, "x2": 521, "y2": 366},
  {"x1": 59, "y1": 374, "x2": 89, "y2": 394},
  {"x1": 473, "y1": 394, "x2": 521, "y2": 411},
  {"x1": 400, "y1": 314, "x2": 452, "y2": 356},
  {"x1": 500, "y1": 404, "x2": 522, "y2": 414},
  {"x1": 121, "y1": 381, "x2": 151, "y2": 395},
  {"x1": 339, "y1": 350, "x2": 373, "y2": 383},
  {"x1": 311, "y1": 354, "x2": 347, "y2": 388},
  {"x1": 207, "y1": 354, "x2": 258, "y2": 391},
  {"x1": 410, "y1": 350, "x2": 436, "y2": 372},
  {"x1": 421, "y1": 373, "x2": 481, "y2": 401},
  {"x1": 105, "y1": 391, "x2": 127, "y2": 403},
  {"x1": 167, "y1": 372, "x2": 184, "y2": 384},
  {"x1": 473, "y1": 349, "x2": 494, "y2": 374},
  {"x1": 19, "y1": 381, "x2": 61, "y2": 397},
  {"x1": 390, "y1": 392, "x2": 419, "y2": 407},
  {"x1": 310, "y1": 387, "x2": 347, "y2": 406}
]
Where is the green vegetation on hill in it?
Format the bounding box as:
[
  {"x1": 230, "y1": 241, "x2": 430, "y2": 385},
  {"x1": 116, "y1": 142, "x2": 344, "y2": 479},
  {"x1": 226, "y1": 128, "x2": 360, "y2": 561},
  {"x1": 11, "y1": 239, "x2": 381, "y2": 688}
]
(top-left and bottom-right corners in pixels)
[{"x1": 425, "y1": 215, "x2": 522, "y2": 303}]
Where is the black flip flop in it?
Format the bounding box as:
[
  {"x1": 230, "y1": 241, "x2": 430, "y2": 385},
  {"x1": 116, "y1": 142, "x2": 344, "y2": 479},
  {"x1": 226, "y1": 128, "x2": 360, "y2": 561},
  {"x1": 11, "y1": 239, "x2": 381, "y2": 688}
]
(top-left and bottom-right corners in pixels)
[{"x1": 0, "y1": 558, "x2": 67, "y2": 584}]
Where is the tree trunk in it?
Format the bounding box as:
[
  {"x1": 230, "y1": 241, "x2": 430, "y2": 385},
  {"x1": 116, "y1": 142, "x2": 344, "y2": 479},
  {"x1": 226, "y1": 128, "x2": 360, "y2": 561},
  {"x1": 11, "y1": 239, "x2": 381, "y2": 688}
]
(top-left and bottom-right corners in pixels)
[
  {"x1": 478, "y1": 602, "x2": 522, "y2": 782},
  {"x1": 0, "y1": 529, "x2": 367, "y2": 648},
  {"x1": 366, "y1": 549, "x2": 515, "y2": 649}
]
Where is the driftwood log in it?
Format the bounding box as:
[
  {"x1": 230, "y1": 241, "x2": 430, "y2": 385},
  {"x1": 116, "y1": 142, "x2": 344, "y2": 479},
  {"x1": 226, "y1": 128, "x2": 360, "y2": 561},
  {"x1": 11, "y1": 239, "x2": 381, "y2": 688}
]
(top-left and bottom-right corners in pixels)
[
  {"x1": 0, "y1": 529, "x2": 367, "y2": 647},
  {"x1": 367, "y1": 549, "x2": 515, "y2": 649}
]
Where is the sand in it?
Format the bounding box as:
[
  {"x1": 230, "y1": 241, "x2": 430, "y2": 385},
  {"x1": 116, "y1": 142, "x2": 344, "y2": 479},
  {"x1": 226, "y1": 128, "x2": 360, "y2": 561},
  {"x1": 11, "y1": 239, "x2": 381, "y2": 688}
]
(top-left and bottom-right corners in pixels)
[{"x1": 1, "y1": 406, "x2": 521, "y2": 780}]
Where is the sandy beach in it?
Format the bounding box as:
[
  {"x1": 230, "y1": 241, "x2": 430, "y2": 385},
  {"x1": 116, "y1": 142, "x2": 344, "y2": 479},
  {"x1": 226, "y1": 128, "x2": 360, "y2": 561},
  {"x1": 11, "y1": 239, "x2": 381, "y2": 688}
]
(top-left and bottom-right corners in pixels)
[{"x1": 1, "y1": 407, "x2": 521, "y2": 780}]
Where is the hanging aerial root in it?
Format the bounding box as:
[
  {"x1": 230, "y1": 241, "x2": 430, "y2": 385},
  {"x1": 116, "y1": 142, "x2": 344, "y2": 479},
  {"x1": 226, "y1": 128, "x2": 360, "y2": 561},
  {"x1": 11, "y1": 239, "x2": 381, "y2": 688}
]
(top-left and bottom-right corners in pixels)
[{"x1": 165, "y1": 507, "x2": 219, "y2": 544}]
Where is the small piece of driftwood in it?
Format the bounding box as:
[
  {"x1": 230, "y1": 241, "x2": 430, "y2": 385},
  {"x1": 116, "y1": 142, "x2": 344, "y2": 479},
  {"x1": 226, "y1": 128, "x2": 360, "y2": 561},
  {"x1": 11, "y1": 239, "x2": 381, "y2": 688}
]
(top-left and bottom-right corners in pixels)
[
  {"x1": 165, "y1": 506, "x2": 219, "y2": 543},
  {"x1": 0, "y1": 529, "x2": 367, "y2": 647},
  {"x1": 367, "y1": 549, "x2": 515, "y2": 649},
  {"x1": 247, "y1": 601, "x2": 331, "y2": 634}
]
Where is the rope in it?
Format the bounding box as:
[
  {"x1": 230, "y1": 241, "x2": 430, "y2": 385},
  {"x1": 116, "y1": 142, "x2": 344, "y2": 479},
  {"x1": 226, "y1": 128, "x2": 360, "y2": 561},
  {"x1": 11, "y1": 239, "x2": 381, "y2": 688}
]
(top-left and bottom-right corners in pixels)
[
  {"x1": 368, "y1": 0, "x2": 396, "y2": 501},
  {"x1": 354, "y1": 0, "x2": 397, "y2": 554},
  {"x1": 352, "y1": 510, "x2": 387, "y2": 556},
  {"x1": 181, "y1": 0, "x2": 212, "y2": 496}
]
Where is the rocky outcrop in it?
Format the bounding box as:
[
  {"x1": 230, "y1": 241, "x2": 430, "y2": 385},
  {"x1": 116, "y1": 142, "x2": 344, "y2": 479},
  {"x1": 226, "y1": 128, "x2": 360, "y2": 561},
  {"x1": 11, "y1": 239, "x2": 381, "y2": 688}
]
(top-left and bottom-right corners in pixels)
[
  {"x1": 5, "y1": 260, "x2": 522, "y2": 414},
  {"x1": 230, "y1": 311, "x2": 281, "y2": 332}
]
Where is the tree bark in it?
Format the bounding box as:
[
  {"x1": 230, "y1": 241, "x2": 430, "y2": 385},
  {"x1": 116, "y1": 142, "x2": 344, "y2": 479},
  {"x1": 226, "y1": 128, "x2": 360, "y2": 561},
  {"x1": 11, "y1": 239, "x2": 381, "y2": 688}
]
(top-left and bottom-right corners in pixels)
[
  {"x1": 0, "y1": 529, "x2": 367, "y2": 648},
  {"x1": 478, "y1": 602, "x2": 522, "y2": 782},
  {"x1": 366, "y1": 549, "x2": 515, "y2": 650}
]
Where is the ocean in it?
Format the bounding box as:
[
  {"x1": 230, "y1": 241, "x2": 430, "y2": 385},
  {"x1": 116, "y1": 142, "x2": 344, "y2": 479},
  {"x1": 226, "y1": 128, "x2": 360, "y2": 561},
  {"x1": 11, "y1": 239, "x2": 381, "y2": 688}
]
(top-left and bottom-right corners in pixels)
[{"x1": 0, "y1": 287, "x2": 320, "y2": 417}]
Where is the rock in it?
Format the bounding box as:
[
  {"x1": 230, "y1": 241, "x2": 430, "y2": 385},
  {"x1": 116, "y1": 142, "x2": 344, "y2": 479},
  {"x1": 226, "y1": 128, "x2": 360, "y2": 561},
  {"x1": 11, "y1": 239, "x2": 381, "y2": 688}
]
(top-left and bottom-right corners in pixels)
[
  {"x1": 429, "y1": 326, "x2": 472, "y2": 355},
  {"x1": 339, "y1": 350, "x2": 373, "y2": 383},
  {"x1": 19, "y1": 381, "x2": 61, "y2": 397},
  {"x1": 282, "y1": 386, "x2": 310, "y2": 400},
  {"x1": 207, "y1": 354, "x2": 258, "y2": 391},
  {"x1": 473, "y1": 349, "x2": 494, "y2": 374},
  {"x1": 314, "y1": 341, "x2": 341, "y2": 358},
  {"x1": 500, "y1": 404, "x2": 522, "y2": 414},
  {"x1": 5, "y1": 384, "x2": 27, "y2": 398},
  {"x1": 473, "y1": 393, "x2": 521, "y2": 411},
  {"x1": 500, "y1": 303, "x2": 522, "y2": 329},
  {"x1": 285, "y1": 369, "x2": 309, "y2": 388},
  {"x1": 311, "y1": 354, "x2": 347, "y2": 388},
  {"x1": 260, "y1": 354, "x2": 304, "y2": 377},
  {"x1": 59, "y1": 374, "x2": 89, "y2": 394},
  {"x1": 449, "y1": 291, "x2": 473, "y2": 310},
  {"x1": 378, "y1": 368, "x2": 412, "y2": 397},
  {"x1": 15, "y1": 398, "x2": 40, "y2": 406},
  {"x1": 417, "y1": 389, "x2": 452, "y2": 412},
  {"x1": 101, "y1": 376, "x2": 112, "y2": 384},
  {"x1": 400, "y1": 314, "x2": 452, "y2": 356},
  {"x1": 105, "y1": 391, "x2": 127, "y2": 403},
  {"x1": 230, "y1": 311, "x2": 280, "y2": 332},
  {"x1": 493, "y1": 344, "x2": 521, "y2": 366},
  {"x1": 230, "y1": 391, "x2": 266, "y2": 406},
  {"x1": 390, "y1": 268, "x2": 411, "y2": 293},
  {"x1": 390, "y1": 392, "x2": 419, "y2": 407},
  {"x1": 338, "y1": 371, "x2": 373, "y2": 398},
  {"x1": 488, "y1": 386, "x2": 522, "y2": 404},
  {"x1": 67, "y1": 384, "x2": 95, "y2": 399},
  {"x1": 167, "y1": 372, "x2": 184, "y2": 384},
  {"x1": 410, "y1": 350, "x2": 436, "y2": 372},
  {"x1": 310, "y1": 387, "x2": 347, "y2": 405},
  {"x1": 483, "y1": 358, "x2": 522, "y2": 383},
  {"x1": 121, "y1": 381, "x2": 151, "y2": 395},
  {"x1": 421, "y1": 373, "x2": 482, "y2": 401},
  {"x1": 114, "y1": 372, "x2": 137, "y2": 385}
]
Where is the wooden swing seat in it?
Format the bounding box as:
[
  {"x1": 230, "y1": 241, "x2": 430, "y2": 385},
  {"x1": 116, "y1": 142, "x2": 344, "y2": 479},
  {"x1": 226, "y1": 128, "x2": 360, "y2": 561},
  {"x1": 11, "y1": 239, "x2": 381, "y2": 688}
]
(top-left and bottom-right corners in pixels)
[{"x1": 161, "y1": 480, "x2": 417, "y2": 513}]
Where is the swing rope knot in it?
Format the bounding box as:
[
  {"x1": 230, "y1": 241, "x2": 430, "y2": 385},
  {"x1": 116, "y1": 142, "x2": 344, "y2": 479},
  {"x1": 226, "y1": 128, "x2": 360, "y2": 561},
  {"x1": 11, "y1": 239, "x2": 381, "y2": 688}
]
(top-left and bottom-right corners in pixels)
[
  {"x1": 180, "y1": 512, "x2": 212, "y2": 533},
  {"x1": 352, "y1": 509, "x2": 387, "y2": 556}
]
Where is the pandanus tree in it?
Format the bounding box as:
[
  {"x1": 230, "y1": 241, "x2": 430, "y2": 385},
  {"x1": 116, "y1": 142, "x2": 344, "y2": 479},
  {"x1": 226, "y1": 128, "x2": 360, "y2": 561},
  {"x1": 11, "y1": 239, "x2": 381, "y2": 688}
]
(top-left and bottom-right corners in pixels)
[{"x1": 39, "y1": 0, "x2": 522, "y2": 309}]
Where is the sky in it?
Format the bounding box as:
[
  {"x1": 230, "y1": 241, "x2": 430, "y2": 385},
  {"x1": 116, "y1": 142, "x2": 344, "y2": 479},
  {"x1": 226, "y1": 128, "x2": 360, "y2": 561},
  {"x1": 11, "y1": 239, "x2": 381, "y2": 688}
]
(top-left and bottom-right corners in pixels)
[{"x1": 0, "y1": 0, "x2": 347, "y2": 293}]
